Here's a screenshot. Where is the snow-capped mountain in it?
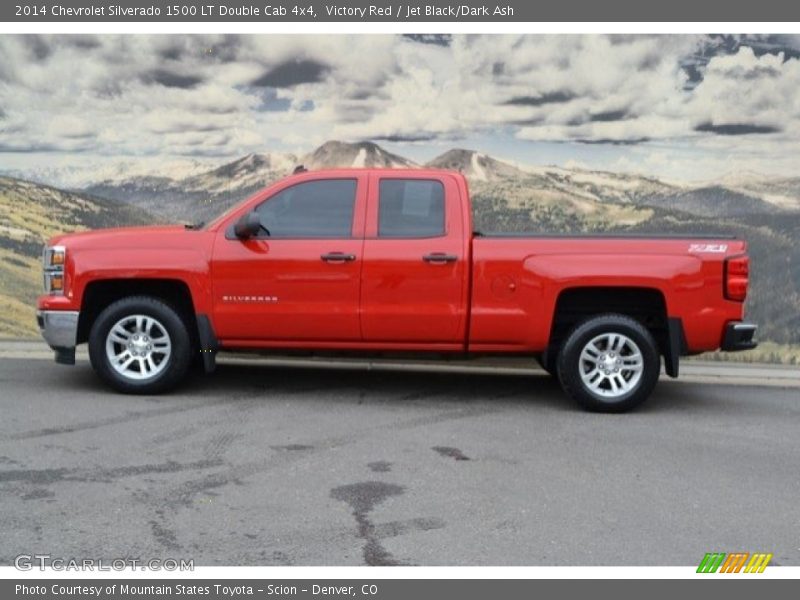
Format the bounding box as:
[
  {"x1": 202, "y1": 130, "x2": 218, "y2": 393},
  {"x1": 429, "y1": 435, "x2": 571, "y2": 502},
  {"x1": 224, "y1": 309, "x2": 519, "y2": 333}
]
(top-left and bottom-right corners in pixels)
[
  {"x1": 521, "y1": 165, "x2": 679, "y2": 204},
  {"x1": 301, "y1": 141, "x2": 417, "y2": 170},
  {"x1": 81, "y1": 141, "x2": 421, "y2": 221},
  {"x1": 7, "y1": 140, "x2": 800, "y2": 223},
  {"x1": 3, "y1": 157, "x2": 214, "y2": 190},
  {"x1": 420, "y1": 149, "x2": 783, "y2": 216},
  {"x1": 180, "y1": 152, "x2": 298, "y2": 195},
  {"x1": 426, "y1": 149, "x2": 524, "y2": 181}
]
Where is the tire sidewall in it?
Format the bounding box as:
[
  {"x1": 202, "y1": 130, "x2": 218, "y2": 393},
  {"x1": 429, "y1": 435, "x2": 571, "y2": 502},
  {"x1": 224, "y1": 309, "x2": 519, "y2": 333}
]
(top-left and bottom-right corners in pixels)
[
  {"x1": 557, "y1": 315, "x2": 660, "y2": 412},
  {"x1": 88, "y1": 297, "x2": 191, "y2": 394}
]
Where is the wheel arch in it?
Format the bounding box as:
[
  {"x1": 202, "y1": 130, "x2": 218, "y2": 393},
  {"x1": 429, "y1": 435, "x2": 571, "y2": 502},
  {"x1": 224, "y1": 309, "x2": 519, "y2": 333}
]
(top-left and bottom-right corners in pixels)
[
  {"x1": 546, "y1": 286, "x2": 683, "y2": 377},
  {"x1": 77, "y1": 278, "x2": 197, "y2": 346},
  {"x1": 78, "y1": 278, "x2": 219, "y2": 372}
]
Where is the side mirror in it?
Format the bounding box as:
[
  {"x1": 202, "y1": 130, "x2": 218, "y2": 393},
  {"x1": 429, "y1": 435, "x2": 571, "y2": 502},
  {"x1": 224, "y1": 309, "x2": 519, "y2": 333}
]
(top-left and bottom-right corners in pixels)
[{"x1": 234, "y1": 211, "x2": 262, "y2": 239}]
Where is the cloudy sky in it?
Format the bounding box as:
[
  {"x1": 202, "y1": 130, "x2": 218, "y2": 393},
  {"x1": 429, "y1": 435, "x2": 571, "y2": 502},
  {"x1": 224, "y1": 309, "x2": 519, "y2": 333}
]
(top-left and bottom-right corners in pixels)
[{"x1": 1, "y1": 33, "x2": 799, "y2": 182}]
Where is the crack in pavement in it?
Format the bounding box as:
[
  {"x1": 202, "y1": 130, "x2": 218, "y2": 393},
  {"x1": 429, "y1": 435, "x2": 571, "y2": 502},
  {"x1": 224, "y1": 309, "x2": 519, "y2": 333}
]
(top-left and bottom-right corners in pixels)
[{"x1": 330, "y1": 481, "x2": 407, "y2": 566}]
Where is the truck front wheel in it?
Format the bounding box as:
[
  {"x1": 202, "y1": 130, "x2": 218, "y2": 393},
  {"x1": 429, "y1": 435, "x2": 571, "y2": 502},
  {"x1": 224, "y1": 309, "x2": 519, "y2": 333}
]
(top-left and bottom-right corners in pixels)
[
  {"x1": 88, "y1": 296, "x2": 192, "y2": 394},
  {"x1": 556, "y1": 314, "x2": 660, "y2": 412}
]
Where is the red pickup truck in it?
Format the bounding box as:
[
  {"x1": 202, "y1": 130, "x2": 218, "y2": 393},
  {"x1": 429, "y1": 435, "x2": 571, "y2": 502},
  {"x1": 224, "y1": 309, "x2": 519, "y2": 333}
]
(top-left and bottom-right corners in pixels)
[{"x1": 37, "y1": 168, "x2": 756, "y2": 411}]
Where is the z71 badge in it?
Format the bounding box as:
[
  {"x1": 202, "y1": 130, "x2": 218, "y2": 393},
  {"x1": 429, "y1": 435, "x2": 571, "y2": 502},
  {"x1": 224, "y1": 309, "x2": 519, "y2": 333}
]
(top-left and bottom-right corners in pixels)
[{"x1": 688, "y1": 243, "x2": 728, "y2": 253}]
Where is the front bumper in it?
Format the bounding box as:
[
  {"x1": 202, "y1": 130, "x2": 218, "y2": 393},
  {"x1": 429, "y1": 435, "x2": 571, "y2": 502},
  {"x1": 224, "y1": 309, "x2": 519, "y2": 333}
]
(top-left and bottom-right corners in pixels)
[
  {"x1": 36, "y1": 310, "x2": 79, "y2": 365},
  {"x1": 721, "y1": 322, "x2": 758, "y2": 352}
]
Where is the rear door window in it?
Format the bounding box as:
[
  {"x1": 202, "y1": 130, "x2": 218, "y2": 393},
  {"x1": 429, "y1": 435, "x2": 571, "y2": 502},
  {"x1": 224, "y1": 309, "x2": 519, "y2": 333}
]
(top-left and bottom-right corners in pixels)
[{"x1": 377, "y1": 179, "x2": 445, "y2": 238}]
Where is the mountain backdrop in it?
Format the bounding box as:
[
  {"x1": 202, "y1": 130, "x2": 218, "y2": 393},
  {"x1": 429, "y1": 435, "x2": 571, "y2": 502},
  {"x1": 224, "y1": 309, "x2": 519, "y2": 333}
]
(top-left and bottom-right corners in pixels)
[{"x1": 1, "y1": 140, "x2": 798, "y2": 351}]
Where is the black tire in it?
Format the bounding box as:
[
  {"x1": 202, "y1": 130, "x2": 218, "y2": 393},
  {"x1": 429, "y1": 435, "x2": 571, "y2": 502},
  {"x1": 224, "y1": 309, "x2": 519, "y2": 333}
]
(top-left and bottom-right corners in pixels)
[
  {"x1": 556, "y1": 313, "x2": 660, "y2": 412},
  {"x1": 88, "y1": 296, "x2": 193, "y2": 394}
]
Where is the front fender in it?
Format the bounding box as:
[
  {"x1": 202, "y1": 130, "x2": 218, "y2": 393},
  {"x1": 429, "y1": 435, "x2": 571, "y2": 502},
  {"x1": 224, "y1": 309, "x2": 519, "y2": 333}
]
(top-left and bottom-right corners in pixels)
[{"x1": 38, "y1": 246, "x2": 213, "y2": 315}]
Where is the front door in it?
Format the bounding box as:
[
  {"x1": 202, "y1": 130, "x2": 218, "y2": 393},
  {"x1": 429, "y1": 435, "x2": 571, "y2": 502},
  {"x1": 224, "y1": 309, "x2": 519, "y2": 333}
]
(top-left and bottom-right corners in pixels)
[{"x1": 212, "y1": 176, "x2": 366, "y2": 343}]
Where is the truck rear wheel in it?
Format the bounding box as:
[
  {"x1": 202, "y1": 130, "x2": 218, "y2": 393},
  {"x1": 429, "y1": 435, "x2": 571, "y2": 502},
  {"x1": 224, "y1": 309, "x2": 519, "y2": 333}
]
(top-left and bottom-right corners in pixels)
[
  {"x1": 556, "y1": 314, "x2": 660, "y2": 412},
  {"x1": 88, "y1": 296, "x2": 192, "y2": 394}
]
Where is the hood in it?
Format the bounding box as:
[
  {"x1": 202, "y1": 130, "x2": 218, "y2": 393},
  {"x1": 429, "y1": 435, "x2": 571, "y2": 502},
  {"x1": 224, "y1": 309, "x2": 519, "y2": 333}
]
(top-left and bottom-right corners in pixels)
[{"x1": 47, "y1": 225, "x2": 211, "y2": 252}]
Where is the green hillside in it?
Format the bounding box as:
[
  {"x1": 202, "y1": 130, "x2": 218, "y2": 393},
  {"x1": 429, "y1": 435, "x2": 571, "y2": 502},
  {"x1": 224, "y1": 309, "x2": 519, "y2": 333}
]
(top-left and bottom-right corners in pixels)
[
  {"x1": 470, "y1": 179, "x2": 653, "y2": 233},
  {"x1": 0, "y1": 177, "x2": 154, "y2": 337}
]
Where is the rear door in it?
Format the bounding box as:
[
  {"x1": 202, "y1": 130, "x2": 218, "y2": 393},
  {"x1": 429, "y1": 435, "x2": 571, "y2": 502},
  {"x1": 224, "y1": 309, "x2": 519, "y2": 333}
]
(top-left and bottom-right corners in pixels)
[
  {"x1": 211, "y1": 175, "x2": 366, "y2": 342},
  {"x1": 360, "y1": 173, "x2": 469, "y2": 346}
]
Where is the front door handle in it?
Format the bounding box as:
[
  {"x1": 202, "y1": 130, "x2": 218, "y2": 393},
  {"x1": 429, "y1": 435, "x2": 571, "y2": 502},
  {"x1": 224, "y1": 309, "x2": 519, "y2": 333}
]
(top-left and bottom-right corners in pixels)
[
  {"x1": 423, "y1": 253, "x2": 458, "y2": 264},
  {"x1": 321, "y1": 252, "x2": 356, "y2": 263}
]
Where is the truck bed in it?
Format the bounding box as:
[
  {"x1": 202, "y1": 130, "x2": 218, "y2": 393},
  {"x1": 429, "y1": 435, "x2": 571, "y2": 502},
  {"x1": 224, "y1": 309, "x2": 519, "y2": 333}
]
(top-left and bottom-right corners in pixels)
[{"x1": 474, "y1": 231, "x2": 740, "y2": 239}]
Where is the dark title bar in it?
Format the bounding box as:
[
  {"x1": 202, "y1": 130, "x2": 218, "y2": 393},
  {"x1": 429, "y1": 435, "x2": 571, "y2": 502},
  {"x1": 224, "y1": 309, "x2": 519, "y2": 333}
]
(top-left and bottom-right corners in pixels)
[
  {"x1": 3, "y1": 579, "x2": 796, "y2": 600},
  {"x1": 4, "y1": 0, "x2": 800, "y2": 22}
]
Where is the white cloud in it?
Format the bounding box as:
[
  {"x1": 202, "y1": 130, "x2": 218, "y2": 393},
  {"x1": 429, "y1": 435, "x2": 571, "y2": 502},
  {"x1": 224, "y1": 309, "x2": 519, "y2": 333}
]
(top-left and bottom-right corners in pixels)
[
  {"x1": 0, "y1": 34, "x2": 799, "y2": 179},
  {"x1": 687, "y1": 46, "x2": 800, "y2": 134}
]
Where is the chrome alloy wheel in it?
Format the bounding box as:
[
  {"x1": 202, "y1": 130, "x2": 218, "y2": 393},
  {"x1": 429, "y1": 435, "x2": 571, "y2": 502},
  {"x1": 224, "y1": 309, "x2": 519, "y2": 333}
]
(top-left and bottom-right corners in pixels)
[
  {"x1": 578, "y1": 333, "x2": 644, "y2": 398},
  {"x1": 105, "y1": 314, "x2": 172, "y2": 381}
]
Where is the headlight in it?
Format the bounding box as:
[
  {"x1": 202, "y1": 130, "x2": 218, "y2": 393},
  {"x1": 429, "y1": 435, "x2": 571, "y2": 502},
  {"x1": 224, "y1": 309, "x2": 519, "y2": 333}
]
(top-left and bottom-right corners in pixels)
[{"x1": 42, "y1": 245, "x2": 66, "y2": 295}]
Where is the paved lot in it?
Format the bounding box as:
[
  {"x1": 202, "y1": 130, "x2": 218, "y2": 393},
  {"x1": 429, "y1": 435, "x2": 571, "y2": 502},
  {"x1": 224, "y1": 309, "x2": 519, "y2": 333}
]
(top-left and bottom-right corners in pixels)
[{"x1": 0, "y1": 351, "x2": 798, "y2": 566}]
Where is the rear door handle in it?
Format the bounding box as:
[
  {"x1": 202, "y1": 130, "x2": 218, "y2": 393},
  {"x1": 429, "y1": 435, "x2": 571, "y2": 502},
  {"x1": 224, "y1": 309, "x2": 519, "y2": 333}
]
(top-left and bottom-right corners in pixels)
[
  {"x1": 423, "y1": 253, "x2": 458, "y2": 264},
  {"x1": 321, "y1": 252, "x2": 356, "y2": 263}
]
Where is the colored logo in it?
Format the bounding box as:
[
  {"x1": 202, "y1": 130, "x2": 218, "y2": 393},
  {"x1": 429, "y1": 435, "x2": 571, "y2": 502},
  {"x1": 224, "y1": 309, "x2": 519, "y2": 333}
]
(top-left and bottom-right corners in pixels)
[{"x1": 697, "y1": 552, "x2": 772, "y2": 573}]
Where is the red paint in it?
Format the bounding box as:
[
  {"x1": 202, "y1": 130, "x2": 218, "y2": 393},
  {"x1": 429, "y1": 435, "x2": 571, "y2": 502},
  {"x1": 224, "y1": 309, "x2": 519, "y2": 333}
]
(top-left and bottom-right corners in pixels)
[{"x1": 38, "y1": 168, "x2": 751, "y2": 354}]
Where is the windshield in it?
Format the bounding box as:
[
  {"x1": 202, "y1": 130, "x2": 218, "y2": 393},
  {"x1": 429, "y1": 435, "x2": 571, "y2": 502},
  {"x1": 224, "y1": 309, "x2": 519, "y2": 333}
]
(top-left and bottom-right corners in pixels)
[
  {"x1": 201, "y1": 188, "x2": 267, "y2": 231},
  {"x1": 202, "y1": 201, "x2": 242, "y2": 230}
]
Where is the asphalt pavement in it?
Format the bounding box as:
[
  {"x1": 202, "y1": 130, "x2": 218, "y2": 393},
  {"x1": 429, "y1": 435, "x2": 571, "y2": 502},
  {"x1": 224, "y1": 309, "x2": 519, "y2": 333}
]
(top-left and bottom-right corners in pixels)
[{"x1": 0, "y1": 343, "x2": 798, "y2": 566}]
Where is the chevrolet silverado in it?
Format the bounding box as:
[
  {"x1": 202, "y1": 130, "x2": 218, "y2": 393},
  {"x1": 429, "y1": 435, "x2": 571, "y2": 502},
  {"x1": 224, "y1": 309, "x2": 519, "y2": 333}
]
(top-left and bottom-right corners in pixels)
[{"x1": 37, "y1": 168, "x2": 757, "y2": 411}]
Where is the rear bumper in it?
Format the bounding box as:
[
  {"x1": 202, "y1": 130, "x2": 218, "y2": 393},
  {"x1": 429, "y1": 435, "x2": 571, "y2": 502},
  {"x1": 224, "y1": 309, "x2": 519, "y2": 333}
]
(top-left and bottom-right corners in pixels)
[
  {"x1": 721, "y1": 322, "x2": 758, "y2": 352},
  {"x1": 36, "y1": 310, "x2": 79, "y2": 365}
]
